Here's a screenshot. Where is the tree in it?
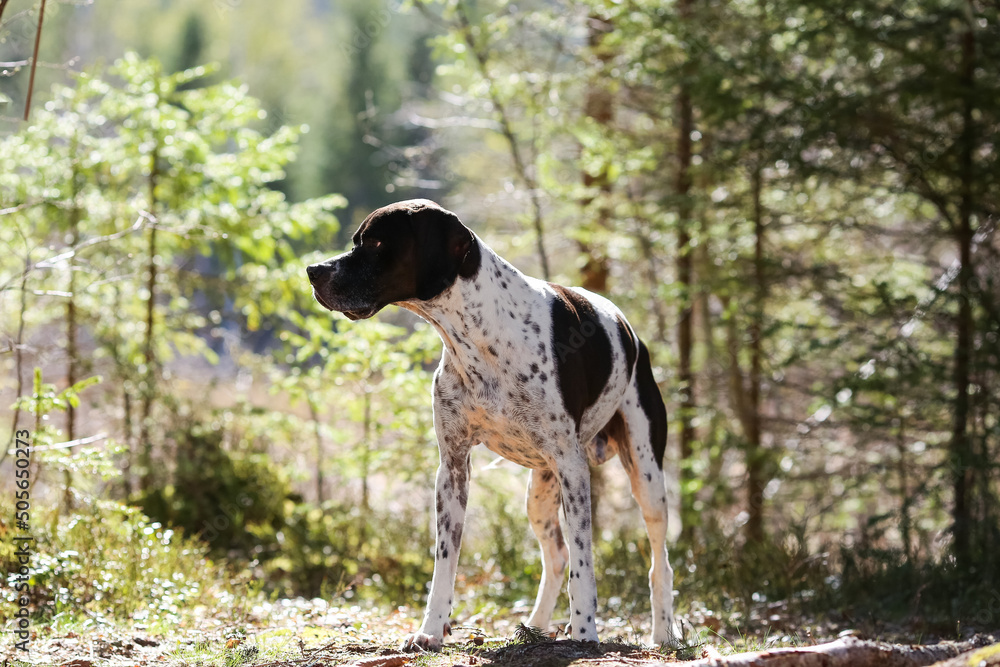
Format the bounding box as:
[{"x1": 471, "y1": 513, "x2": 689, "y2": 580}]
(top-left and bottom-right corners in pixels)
[
  {"x1": 782, "y1": 0, "x2": 1000, "y2": 571},
  {"x1": 1, "y1": 54, "x2": 343, "y2": 494}
]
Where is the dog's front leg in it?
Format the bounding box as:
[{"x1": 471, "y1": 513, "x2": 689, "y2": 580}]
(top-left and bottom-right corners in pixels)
[
  {"x1": 554, "y1": 449, "x2": 599, "y2": 642},
  {"x1": 402, "y1": 448, "x2": 470, "y2": 652}
]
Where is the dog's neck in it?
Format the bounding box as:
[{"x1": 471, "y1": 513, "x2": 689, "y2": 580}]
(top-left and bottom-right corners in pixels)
[{"x1": 399, "y1": 238, "x2": 542, "y2": 382}]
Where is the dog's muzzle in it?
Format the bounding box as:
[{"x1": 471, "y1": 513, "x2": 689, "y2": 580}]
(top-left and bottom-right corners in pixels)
[
  {"x1": 306, "y1": 263, "x2": 337, "y2": 311},
  {"x1": 306, "y1": 261, "x2": 378, "y2": 320}
]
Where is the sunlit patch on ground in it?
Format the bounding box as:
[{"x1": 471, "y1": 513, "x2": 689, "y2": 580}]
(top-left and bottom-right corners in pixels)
[
  {"x1": 2, "y1": 591, "x2": 843, "y2": 667},
  {"x1": 0, "y1": 598, "x2": 723, "y2": 666}
]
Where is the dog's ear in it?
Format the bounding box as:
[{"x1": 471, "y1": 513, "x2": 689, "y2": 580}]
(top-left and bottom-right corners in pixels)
[
  {"x1": 455, "y1": 224, "x2": 481, "y2": 279},
  {"x1": 413, "y1": 205, "x2": 481, "y2": 301}
]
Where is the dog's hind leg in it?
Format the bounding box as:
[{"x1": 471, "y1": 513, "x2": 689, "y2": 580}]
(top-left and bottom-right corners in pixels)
[
  {"x1": 617, "y1": 342, "x2": 677, "y2": 645},
  {"x1": 525, "y1": 467, "x2": 568, "y2": 631}
]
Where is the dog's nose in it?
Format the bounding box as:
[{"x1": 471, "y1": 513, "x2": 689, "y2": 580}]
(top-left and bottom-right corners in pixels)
[{"x1": 306, "y1": 264, "x2": 323, "y2": 282}]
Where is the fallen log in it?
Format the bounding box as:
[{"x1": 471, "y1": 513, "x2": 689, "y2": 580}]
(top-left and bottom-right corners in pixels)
[
  {"x1": 673, "y1": 634, "x2": 997, "y2": 667},
  {"x1": 928, "y1": 640, "x2": 1000, "y2": 667}
]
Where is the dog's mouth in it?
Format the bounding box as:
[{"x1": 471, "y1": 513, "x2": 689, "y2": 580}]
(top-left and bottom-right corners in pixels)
[
  {"x1": 311, "y1": 287, "x2": 338, "y2": 312},
  {"x1": 343, "y1": 307, "x2": 378, "y2": 320},
  {"x1": 310, "y1": 270, "x2": 381, "y2": 320},
  {"x1": 313, "y1": 289, "x2": 378, "y2": 320}
]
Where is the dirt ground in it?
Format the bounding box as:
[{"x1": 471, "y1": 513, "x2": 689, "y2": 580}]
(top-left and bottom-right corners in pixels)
[
  {"x1": 0, "y1": 601, "x2": 731, "y2": 667},
  {"x1": 0, "y1": 628, "x2": 711, "y2": 667},
  {"x1": 2, "y1": 601, "x2": 995, "y2": 667}
]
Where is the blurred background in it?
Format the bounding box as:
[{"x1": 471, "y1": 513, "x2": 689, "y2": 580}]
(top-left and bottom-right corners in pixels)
[{"x1": 0, "y1": 0, "x2": 998, "y2": 645}]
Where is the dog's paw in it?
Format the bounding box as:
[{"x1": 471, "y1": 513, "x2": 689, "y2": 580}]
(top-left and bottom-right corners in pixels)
[
  {"x1": 401, "y1": 624, "x2": 449, "y2": 653},
  {"x1": 651, "y1": 619, "x2": 680, "y2": 647}
]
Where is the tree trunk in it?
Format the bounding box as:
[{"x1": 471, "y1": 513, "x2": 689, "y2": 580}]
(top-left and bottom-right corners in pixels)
[
  {"x1": 114, "y1": 280, "x2": 134, "y2": 498},
  {"x1": 66, "y1": 159, "x2": 80, "y2": 444},
  {"x1": 675, "y1": 0, "x2": 696, "y2": 543},
  {"x1": 309, "y1": 396, "x2": 325, "y2": 506},
  {"x1": 580, "y1": 12, "x2": 616, "y2": 534},
  {"x1": 744, "y1": 166, "x2": 765, "y2": 545},
  {"x1": 361, "y1": 389, "x2": 372, "y2": 517},
  {"x1": 139, "y1": 136, "x2": 160, "y2": 493},
  {"x1": 896, "y1": 417, "x2": 912, "y2": 561},
  {"x1": 694, "y1": 132, "x2": 720, "y2": 475},
  {"x1": 578, "y1": 12, "x2": 614, "y2": 294},
  {"x1": 950, "y1": 0, "x2": 976, "y2": 570}
]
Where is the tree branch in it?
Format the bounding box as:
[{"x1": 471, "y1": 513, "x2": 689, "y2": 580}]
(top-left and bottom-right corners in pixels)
[
  {"x1": 23, "y1": 0, "x2": 47, "y2": 121},
  {"x1": 680, "y1": 635, "x2": 997, "y2": 667}
]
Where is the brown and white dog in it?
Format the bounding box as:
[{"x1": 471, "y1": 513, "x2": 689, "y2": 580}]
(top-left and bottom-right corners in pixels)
[{"x1": 306, "y1": 199, "x2": 676, "y2": 650}]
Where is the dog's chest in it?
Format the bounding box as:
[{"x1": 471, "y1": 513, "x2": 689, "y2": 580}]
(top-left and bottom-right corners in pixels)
[
  {"x1": 467, "y1": 402, "x2": 552, "y2": 469},
  {"x1": 438, "y1": 344, "x2": 565, "y2": 469}
]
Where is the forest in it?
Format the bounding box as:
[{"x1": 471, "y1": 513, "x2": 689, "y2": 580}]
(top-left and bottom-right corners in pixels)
[{"x1": 0, "y1": 0, "x2": 998, "y2": 665}]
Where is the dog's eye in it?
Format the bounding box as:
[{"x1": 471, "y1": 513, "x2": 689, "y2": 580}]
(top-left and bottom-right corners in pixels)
[{"x1": 363, "y1": 238, "x2": 382, "y2": 249}]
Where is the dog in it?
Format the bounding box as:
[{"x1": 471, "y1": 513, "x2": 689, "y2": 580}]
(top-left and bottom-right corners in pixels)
[{"x1": 306, "y1": 199, "x2": 676, "y2": 650}]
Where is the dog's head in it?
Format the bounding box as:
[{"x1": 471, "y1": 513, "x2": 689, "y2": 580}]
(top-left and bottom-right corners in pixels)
[{"x1": 306, "y1": 199, "x2": 481, "y2": 320}]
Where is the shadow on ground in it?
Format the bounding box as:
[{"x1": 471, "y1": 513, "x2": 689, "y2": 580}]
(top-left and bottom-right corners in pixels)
[{"x1": 476, "y1": 639, "x2": 675, "y2": 667}]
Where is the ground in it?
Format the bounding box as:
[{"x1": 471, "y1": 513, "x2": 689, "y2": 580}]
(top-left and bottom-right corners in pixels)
[
  {"x1": 0, "y1": 600, "x2": 768, "y2": 667},
  {"x1": 3, "y1": 601, "x2": 997, "y2": 667}
]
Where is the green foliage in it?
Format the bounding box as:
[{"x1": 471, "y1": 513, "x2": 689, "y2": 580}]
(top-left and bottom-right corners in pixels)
[
  {"x1": 0, "y1": 50, "x2": 453, "y2": 617},
  {"x1": 138, "y1": 416, "x2": 291, "y2": 554},
  {"x1": 258, "y1": 500, "x2": 434, "y2": 603},
  {"x1": 0, "y1": 496, "x2": 248, "y2": 627},
  {"x1": 0, "y1": 51, "x2": 344, "y2": 488},
  {"x1": 280, "y1": 316, "x2": 439, "y2": 487},
  {"x1": 512, "y1": 623, "x2": 549, "y2": 644},
  {"x1": 12, "y1": 370, "x2": 101, "y2": 442}
]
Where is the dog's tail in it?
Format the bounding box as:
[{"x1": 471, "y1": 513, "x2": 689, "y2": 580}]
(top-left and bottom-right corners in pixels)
[{"x1": 635, "y1": 339, "x2": 668, "y2": 469}]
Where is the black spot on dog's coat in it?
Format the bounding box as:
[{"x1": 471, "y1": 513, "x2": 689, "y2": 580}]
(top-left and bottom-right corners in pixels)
[
  {"x1": 636, "y1": 340, "x2": 668, "y2": 469},
  {"x1": 549, "y1": 285, "x2": 613, "y2": 429}
]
